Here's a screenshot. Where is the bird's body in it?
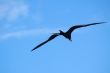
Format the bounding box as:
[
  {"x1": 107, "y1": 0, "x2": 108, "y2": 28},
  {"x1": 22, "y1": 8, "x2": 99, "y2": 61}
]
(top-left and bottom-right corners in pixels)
[
  {"x1": 31, "y1": 22, "x2": 106, "y2": 51},
  {"x1": 59, "y1": 30, "x2": 72, "y2": 41}
]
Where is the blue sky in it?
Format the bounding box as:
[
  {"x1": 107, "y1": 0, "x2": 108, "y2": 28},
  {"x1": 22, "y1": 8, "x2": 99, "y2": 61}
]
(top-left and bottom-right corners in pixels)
[{"x1": 0, "y1": 0, "x2": 110, "y2": 73}]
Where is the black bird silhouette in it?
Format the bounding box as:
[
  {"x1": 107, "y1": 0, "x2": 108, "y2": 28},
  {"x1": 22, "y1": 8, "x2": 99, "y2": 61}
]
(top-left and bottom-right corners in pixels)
[{"x1": 32, "y1": 22, "x2": 106, "y2": 51}]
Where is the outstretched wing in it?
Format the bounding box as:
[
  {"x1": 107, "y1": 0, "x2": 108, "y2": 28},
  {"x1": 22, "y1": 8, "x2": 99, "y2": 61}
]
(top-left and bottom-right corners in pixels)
[
  {"x1": 66, "y1": 22, "x2": 106, "y2": 34},
  {"x1": 31, "y1": 33, "x2": 60, "y2": 51}
]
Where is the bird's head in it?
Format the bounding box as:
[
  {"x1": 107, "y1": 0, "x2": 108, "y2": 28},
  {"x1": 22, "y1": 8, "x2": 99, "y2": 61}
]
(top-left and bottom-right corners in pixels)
[{"x1": 59, "y1": 30, "x2": 65, "y2": 35}]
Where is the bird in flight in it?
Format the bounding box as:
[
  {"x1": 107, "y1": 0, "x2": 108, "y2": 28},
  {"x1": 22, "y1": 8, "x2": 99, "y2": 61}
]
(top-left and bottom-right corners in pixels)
[{"x1": 32, "y1": 22, "x2": 106, "y2": 51}]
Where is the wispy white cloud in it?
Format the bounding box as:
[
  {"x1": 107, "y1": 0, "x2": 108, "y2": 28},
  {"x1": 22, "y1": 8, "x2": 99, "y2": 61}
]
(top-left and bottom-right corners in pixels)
[
  {"x1": 0, "y1": 1, "x2": 29, "y2": 22},
  {"x1": 0, "y1": 28, "x2": 59, "y2": 40}
]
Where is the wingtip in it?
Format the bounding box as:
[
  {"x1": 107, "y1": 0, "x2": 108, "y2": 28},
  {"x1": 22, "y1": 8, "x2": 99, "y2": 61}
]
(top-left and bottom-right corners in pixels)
[
  {"x1": 99, "y1": 22, "x2": 107, "y2": 24},
  {"x1": 93, "y1": 22, "x2": 107, "y2": 25},
  {"x1": 31, "y1": 49, "x2": 34, "y2": 52},
  {"x1": 31, "y1": 48, "x2": 35, "y2": 52}
]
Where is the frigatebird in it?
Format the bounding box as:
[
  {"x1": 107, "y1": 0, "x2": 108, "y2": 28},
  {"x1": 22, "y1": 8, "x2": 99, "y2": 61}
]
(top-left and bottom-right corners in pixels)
[{"x1": 32, "y1": 22, "x2": 106, "y2": 51}]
